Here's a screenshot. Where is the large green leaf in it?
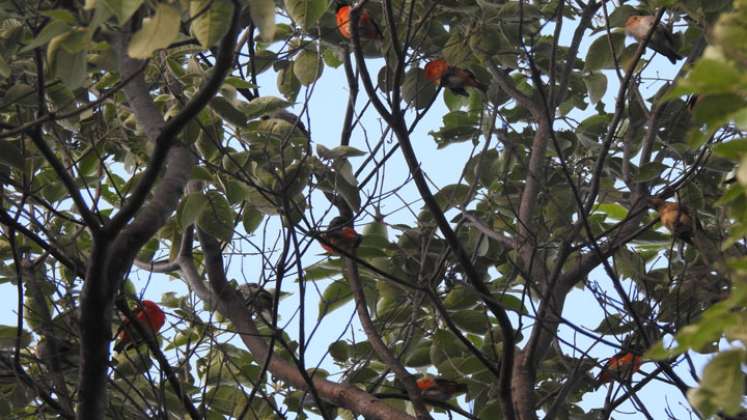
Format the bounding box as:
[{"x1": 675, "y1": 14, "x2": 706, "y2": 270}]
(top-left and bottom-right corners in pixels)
[
  {"x1": 284, "y1": 0, "x2": 327, "y2": 30},
  {"x1": 197, "y1": 191, "x2": 236, "y2": 242},
  {"x1": 127, "y1": 4, "x2": 180, "y2": 59},
  {"x1": 687, "y1": 349, "x2": 745, "y2": 417},
  {"x1": 101, "y1": 0, "x2": 143, "y2": 25},
  {"x1": 293, "y1": 49, "x2": 323, "y2": 85},
  {"x1": 190, "y1": 0, "x2": 235, "y2": 49},
  {"x1": 47, "y1": 30, "x2": 89, "y2": 89},
  {"x1": 177, "y1": 192, "x2": 209, "y2": 229},
  {"x1": 318, "y1": 280, "x2": 353, "y2": 319},
  {"x1": 584, "y1": 32, "x2": 625, "y2": 71},
  {"x1": 249, "y1": 0, "x2": 276, "y2": 41}
]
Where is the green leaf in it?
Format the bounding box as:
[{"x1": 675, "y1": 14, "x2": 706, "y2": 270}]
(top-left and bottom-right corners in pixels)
[
  {"x1": 713, "y1": 137, "x2": 747, "y2": 160},
  {"x1": 637, "y1": 162, "x2": 668, "y2": 183},
  {"x1": 316, "y1": 145, "x2": 366, "y2": 160},
  {"x1": 249, "y1": 0, "x2": 276, "y2": 41},
  {"x1": 494, "y1": 293, "x2": 528, "y2": 315},
  {"x1": 47, "y1": 31, "x2": 88, "y2": 89},
  {"x1": 284, "y1": 0, "x2": 327, "y2": 30},
  {"x1": 0, "y1": 141, "x2": 24, "y2": 169},
  {"x1": 293, "y1": 49, "x2": 323, "y2": 85},
  {"x1": 177, "y1": 192, "x2": 209, "y2": 229},
  {"x1": 404, "y1": 343, "x2": 431, "y2": 367},
  {"x1": 687, "y1": 349, "x2": 745, "y2": 417},
  {"x1": 443, "y1": 285, "x2": 480, "y2": 310},
  {"x1": 333, "y1": 159, "x2": 360, "y2": 212},
  {"x1": 318, "y1": 280, "x2": 353, "y2": 319},
  {"x1": 430, "y1": 330, "x2": 464, "y2": 366},
  {"x1": 242, "y1": 96, "x2": 290, "y2": 119},
  {"x1": 328, "y1": 341, "x2": 350, "y2": 362},
  {"x1": 451, "y1": 309, "x2": 490, "y2": 334},
  {"x1": 190, "y1": 0, "x2": 235, "y2": 49},
  {"x1": 402, "y1": 67, "x2": 437, "y2": 110},
  {"x1": 101, "y1": 0, "x2": 143, "y2": 25},
  {"x1": 584, "y1": 32, "x2": 625, "y2": 71},
  {"x1": 304, "y1": 259, "x2": 343, "y2": 281},
  {"x1": 584, "y1": 72, "x2": 607, "y2": 105},
  {"x1": 209, "y1": 96, "x2": 247, "y2": 127},
  {"x1": 322, "y1": 47, "x2": 344, "y2": 68},
  {"x1": 681, "y1": 59, "x2": 742, "y2": 95},
  {"x1": 242, "y1": 206, "x2": 263, "y2": 234},
  {"x1": 595, "y1": 203, "x2": 628, "y2": 220},
  {"x1": 197, "y1": 191, "x2": 236, "y2": 242},
  {"x1": 20, "y1": 20, "x2": 70, "y2": 52},
  {"x1": 434, "y1": 184, "x2": 471, "y2": 211},
  {"x1": 127, "y1": 4, "x2": 180, "y2": 59},
  {"x1": 277, "y1": 66, "x2": 301, "y2": 102}
]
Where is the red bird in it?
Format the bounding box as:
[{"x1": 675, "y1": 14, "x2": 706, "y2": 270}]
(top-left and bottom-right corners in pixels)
[
  {"x1": 597, "y1": 351, "x2": 643, "y2": 384},
  {"x1": 416, "y1": 376, "x2": 468, "y2": 401},
  {"x1": 424, "y1": 59, "x2": 486, "y2": 97},
  {"x1": 336, "y1": 4, "x2": 382, "y2": 41},
  {"x1": 114, "y1": 300, "x2": 166, "y2": 352},
  {"x1": 319, "y1": 216, "x2": 362, "y2": 254}
]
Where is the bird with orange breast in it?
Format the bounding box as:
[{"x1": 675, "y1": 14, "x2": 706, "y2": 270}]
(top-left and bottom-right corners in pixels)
[
  {"x1": 597, "y1": 350, "x2": 643, "y2": 385},
  {"x1": 648, "y1": 197, "x2": 697, "y2": 243},
  {"x1": 336, "y1": 2, "x2": 383, "y2": 41},
  {"x1": 424, "y1": 59, "x2": 486, "y2": 97},
  {"x1": 113, "y1": 300, "x2": 166, "y2": 352},
  {"x1": 416, "y1": 376, "x2": 468, "y2": 401},
  {"x1": 319, "y1": 216, "x2": 362, "y2": 255},
  {"x1": 625, "y1": 15, "x2": 683, "y2": 64}
]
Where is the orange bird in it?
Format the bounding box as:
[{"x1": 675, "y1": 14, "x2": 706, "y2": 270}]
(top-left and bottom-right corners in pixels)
[
  {"x1": 416, "y1": 376, "x2": 468, "y2": 401},
  {"x1": 319, "y1": 216, "x2": 362, "y2": 254},
  {"x1": 336, "y1": 4, "x2": 382, "y2": 41},
  {"x1": 114, "y1": 300, "x2": 166, "y2": 352},
  {"x1": 625, "y1": 15, "x2": 682, "y2": 64},
  {"x1": 597, "y1": 351, "x2": 643, "y2": 384},
  {"x1": 424, "y1": 59, "x2": 486, "y2": 97},
  {"x1": 648, "y1": 197, "x2": 696, "y2": 243}
]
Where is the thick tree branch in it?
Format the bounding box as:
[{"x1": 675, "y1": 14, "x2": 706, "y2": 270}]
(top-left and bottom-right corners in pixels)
[
  {"x1": 344, "y1": 258, "x2": 432, "y2": 419},
  {"x1": 349, "y1": 8, "x2": 516, "y2": 419},
  {"x1": 76, "y1": 4, "x2": 241, "y2": 419},
  {"x1": 183, "y1": 228, "x2": 414, "y2": 420}
]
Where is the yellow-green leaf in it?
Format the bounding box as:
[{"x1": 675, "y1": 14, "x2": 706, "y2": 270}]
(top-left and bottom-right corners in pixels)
[
  {"x1": 293, "y1": 49, "x2": 323, "y2": 85},
  {"x1": 687, "y1": 349, "x2": 745, "y2": 417},
  {"x1": 283, "y1": 0, "x2": 327, "y2": 30},
  {"x1": 249, "y1": 0, "x2": 276, "y2": 41},
  {"x1": 190, "y1": 0, "x2": 234, "y2": 49},
  {"x1": 127, "y1": 4, "x2": 180, "y2": 59},
  {"x1": 101, "y1": 0, "x2": 143, "y2": 25}
]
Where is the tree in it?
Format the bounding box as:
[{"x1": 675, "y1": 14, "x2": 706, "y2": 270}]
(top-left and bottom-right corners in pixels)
[{"x1": 0, "y1": 0, "x2": 744, "y2": 419}]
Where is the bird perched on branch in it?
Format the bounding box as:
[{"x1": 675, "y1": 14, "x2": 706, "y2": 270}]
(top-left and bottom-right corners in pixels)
[
  {"x1": 237, "y1": 283, "x2": 275, "y2": 315},
  {"x1": 416, "y1": 376, "x2": 468, "y2": 401},
  {"x1": 319, "y1": 216, "x2": 362, "y2": 254},
  {"x1": 336, "y1": 3, "x2": 383, "y2": 41},
  {"x1": 624, "y1": 15, "x2": 682, "y2": 64},
  {"x1": 113, "y1": 300, "x2": 166, "y2": 352},
  {"x1": 597, "y1": 350, "x2": 643, "y2": 385},
  {"x1": 424, "y1": 59, "x2": 486, "y2": 97},
  {"x1": 648, "y1": 197, "x2": 697, "y2": 243}
]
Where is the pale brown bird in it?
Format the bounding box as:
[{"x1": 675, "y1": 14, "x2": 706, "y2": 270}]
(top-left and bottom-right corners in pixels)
[
  {"x1": 648, "y1": 197, "x2": 695, "y2": 243},
  {"x1": 625, "y1": 15, "x2": 682, "y2": 64}
]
